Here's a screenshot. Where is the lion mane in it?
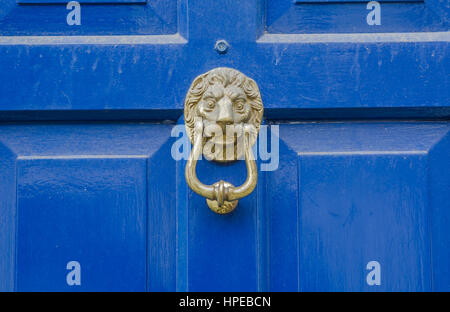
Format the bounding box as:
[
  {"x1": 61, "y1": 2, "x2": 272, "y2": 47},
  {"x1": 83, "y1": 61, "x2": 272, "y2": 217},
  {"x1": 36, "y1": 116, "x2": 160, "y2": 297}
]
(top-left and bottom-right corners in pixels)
[{"x1": 184, "y1": 67, "x2": 264, "y2": 143}]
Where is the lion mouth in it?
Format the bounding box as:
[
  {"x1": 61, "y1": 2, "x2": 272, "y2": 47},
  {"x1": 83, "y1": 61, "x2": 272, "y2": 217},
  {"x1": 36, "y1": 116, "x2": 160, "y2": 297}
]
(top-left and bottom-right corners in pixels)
[{"x1": 208, "y1": 134, "x2": 238, "y2": 145}]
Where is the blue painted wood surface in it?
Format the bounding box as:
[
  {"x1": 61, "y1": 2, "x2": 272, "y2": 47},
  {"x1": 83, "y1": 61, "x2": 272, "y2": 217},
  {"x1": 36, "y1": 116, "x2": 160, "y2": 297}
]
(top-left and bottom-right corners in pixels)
[
  {"x1": 0, "y1": 124, "x2": 176, "y2": 291},
  {"x1": 17, "y1": 157, "x2": 148, "y2": 291},
  {"x1": 18, "y1": 1, "x2": 146, "y2": 3},
  {"x1": 268, "y1": 1, "x2": 447, "y2": 33},
  {"x1": 267, "y1": 122, "x2": 449, "y2": 291},
  {"x1": 294, "y1": 0, "x2": 418, "y2": 2},
  {"x1": 0, "y1": 1, "x2": 448, "y2": 117},
  {"x1": 0, "y1": 0, "x2": 448, "y2": 291},
  {"x1": 1, "y1": 0, "x2": 176, "y2": 36}
]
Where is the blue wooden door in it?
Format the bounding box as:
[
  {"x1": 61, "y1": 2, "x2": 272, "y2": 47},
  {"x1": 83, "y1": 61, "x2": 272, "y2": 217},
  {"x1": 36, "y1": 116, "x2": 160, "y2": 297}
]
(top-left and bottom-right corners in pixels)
[{"x1": 0, "y1": 0, "x2": 448, "y2": 291}]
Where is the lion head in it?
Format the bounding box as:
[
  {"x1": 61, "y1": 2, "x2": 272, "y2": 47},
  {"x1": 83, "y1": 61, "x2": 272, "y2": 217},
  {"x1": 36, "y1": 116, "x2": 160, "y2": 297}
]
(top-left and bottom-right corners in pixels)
[{"x1": 184, "y1": 67, "x2": 264, "y2": 161}]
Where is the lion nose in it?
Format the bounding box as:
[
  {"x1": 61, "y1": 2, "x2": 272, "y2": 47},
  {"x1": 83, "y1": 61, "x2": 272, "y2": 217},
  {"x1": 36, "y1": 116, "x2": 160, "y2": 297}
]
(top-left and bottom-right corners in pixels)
[{"x1": 217, "y1": 96, "x2": 233, "y2": 124}]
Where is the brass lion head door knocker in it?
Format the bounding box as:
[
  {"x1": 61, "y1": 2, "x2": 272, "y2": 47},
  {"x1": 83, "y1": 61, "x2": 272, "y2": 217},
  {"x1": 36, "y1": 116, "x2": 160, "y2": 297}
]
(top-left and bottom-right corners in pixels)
[{"x1": 184, "y1": 67, "x2": 264, "y2": 214}]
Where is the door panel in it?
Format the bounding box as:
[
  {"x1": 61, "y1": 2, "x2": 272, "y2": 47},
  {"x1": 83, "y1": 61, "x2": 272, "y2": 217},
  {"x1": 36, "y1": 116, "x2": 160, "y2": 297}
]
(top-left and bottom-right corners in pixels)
[
  {"x1": 0, "y1": 124, "x2": 176, "y2": 291},
  {"x1": 268, "y1": 0, "x2": 448, "y2": 34},
  {"x1": 1, "y1": 0, "x2": 175, "y2": 36},
  {"x1": 267, "y1": 122, "x2": 449, "y2": 291},
  {"x1": 17, "y1": 157, "x2": 148, "y2": 291}
]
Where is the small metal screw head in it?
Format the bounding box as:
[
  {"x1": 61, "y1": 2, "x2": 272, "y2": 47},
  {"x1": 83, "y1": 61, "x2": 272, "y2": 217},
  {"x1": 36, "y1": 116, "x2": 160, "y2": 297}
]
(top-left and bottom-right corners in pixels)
[{"x1": 214, "y1": 40, "x2": 229, "y2": 54}]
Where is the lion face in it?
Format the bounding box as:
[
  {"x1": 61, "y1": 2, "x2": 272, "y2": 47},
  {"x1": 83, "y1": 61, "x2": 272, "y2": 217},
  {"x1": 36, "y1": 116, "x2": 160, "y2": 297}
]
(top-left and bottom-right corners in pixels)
[
  {"x1": 196, "y1": 83, "x2": 252, "y2": 145},
  {"x1": 184, "y1": 67, "x2": 263, "y2": 162}
]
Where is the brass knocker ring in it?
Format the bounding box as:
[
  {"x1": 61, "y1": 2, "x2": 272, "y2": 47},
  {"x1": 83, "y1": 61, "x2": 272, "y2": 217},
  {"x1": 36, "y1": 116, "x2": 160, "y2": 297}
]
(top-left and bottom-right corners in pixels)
[{"x1": 185, "y1": 120, "x2": 258, "y2": 214}]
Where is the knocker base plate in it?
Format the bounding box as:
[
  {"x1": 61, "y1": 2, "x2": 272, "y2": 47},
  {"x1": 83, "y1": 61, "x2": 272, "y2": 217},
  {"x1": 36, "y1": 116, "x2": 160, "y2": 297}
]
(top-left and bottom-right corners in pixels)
[{"x1": 206, "y1": 198, "x2": 238, "y2": 214}]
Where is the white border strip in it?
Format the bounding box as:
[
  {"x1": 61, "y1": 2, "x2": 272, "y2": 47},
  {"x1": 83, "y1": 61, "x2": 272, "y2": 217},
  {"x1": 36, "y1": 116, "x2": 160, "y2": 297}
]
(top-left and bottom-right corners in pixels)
[
  {"x1": 257, "y1": 32, "x2": 450, "y2": 43},
  {"x1": 1, "y1": 32, "x2": 448, "y2": 45},
  {"x1": 0, "y1": 33, "x2": 187, "y2": 45}
]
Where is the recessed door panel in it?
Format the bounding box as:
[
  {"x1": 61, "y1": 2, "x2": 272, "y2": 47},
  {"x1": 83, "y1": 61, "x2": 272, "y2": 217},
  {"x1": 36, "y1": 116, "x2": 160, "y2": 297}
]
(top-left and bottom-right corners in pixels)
[
  {"x1": 0, "y1": 123, "x2": 176, "y2": 291},
  {"x1": 267, "y1": 122, "x2": 449, "y2": 291},
  {"x1": 267, "y1": 0, "x2": 448, "y2": 33},
  {"x1": 1, "y1": 0, "x2": 176, "y2": 35},
  {"x1": 16, "y1": 157, "x2": 147, "y2": 291}
]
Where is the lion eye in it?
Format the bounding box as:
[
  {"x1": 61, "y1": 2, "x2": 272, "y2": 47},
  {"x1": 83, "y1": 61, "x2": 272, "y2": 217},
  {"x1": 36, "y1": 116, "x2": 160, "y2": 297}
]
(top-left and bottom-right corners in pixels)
[
  {"x1": 235, "y1": 101, "x2": 244, "y2": 111},
  {"x1": 205, "y1": 100, "x2": 215, "y2": 109}
]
